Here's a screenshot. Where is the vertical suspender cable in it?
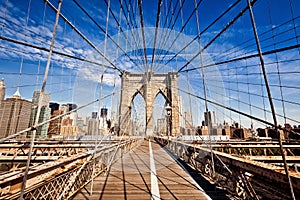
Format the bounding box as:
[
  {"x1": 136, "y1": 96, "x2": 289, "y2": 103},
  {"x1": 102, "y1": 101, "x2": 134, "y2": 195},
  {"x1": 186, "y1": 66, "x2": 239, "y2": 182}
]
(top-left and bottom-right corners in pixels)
[
  {"x1": 193, "y1": 0, "x2": 214, "y2": 175},
  {"x1": 36, "y1": 2, "x2": 47, "y2": 92},
  {"x1": 90, "y1": 0, "x2": 111, "y2": 195},
  {"x1": 267, "y1": 0, "x2": 287, "y2": 126},
  {"x1": 73, "y1": 0, "x2": 140, "y2": 70},
  {"x1": 150, "y1": 0, "x2": 162, "y2": 72},
  {"x1": 246, "y1": 0, "x2": 295, "y2": 199},
  {"x1": 152, "y1": 0, "x2": 171, "y2": 71},
  {"x1": 233, "y1": 24, "x2": 242, "y2": 127},
  {"x1": 113, "y1": 0, "x2": 123, "y2": 128},
  {"x1": 128, "y1": 0, "x2": 144, "y2": 69},
  {"x1": 157, "y1": 0, "x2": 202, "y2": 72},
  {"x1": 164, "y1": 0, "x2": 240, "y2": 69},
  {"x1": 288, "y1": 0, "x2": 300, "y2": 55},
  {"x1": 138, "y1": 0, "x2": 149, "y2": 75},
  {"x1": 17, "y1": 0, "x2": 32, "y2": 98},
  {"x1": 178, "y1": 0, "x2": 257, "y2": 73},
  {"x1": 179, "y1": 0, "x2": 194, "y2": 131},
  {"x1": 119, "y1": 0, "x2": 144, "y2": 69},
  {"x1": 154, "y1": 0, "x2": 178, "y2": 71},
  {"x1": 155, "y1": 0, "x2": 187, "y2": 72},
  {"x1": 137, "y1": 0, "x2": 150, "y2": 134},
  {"x1": 19, "y1": 1, "x2": 62, "y2": 199}
]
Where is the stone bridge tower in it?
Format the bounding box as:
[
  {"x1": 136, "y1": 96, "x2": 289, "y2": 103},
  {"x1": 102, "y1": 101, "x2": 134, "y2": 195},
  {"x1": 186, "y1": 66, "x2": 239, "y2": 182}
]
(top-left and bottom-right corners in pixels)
[{"x1": 118, "y1": 71, "x2": 180, "y2": 136}]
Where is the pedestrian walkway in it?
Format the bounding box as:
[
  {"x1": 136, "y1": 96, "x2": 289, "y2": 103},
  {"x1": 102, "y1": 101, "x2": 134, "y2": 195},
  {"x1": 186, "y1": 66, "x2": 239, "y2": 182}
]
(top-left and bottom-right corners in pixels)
[{"x1": 74, "y1": 139, "x2": 211, "y2": 200}]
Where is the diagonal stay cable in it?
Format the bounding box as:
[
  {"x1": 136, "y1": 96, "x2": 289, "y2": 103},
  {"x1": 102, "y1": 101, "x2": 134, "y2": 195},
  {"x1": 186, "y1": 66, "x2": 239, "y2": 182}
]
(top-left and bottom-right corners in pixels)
[
  {"x1": 202, "y1": 20, "x2": 300, "y2": 66},
  {"x1": 104, "y1": 0, "x2": 136, "y2": 52},
  {"x1": 163, "y1": 0, "x2": 241, "y2": 67},
  {"x1": 154, "y1": 0, "x2": 185, "y2": 71},
  {"x1": 126, "y1": 0, "x2": 144, "y2": 58},
  {"x1": 104, "y1": 0, "x2": 144, "y2": 70},
  {"x1": 202, "y1": 25, "x2": 300, "y2": 68},
  {"x1": 137, "y1": 0, "x2": 149, "y2": 74},
  {"x1": 202, "y1": 79, "x2": 300, "y2": 124},
  {"x1": 152, "y1": 0, "x2": 175, "y2": 71},
  {"x1": 45, "y1": 0, "x2": 122, "y2": 73},
  {"x1": 181, "y1": 43, "x2": 300, "y2": 73},
  {"x1": 73, "y1": 0, "x2": 140, "y2": 69},
  {"x1": 177, "y1": 85, "x2": 300, "y2": 138},
  {"x1": 158, "y1": 88, "x2": 258, "y2": 198},
  {"x1": 127, "y1": 0, "x2": 146, "y2": 70},
  {"x1": 247, "y1": 0, "x2": 295, "y2": 198},
  {"x1": 150, "y1": 0, "x2": 162, "y2": 72},
  {"x1": 154, "y1": 0, "x2": 178, "y2": 69},
  {"x1": 177, "y1": 0, "x2": 257, "y2": 73},
  {"x1": 119, "y1": 0, "x2": 145, "y2": 69},
  {"x1": 155, "y1": 0, "x2": 203, "y2": 72},
  {"x1": 0, "y1": 35, "x2": 115, "y2": 70},
  {"x1": 161, "y1": 0, "x2": 174, "y2": 32},
  {"x1": 177, "y1": 86, "x2": 270, "y2": 127}
]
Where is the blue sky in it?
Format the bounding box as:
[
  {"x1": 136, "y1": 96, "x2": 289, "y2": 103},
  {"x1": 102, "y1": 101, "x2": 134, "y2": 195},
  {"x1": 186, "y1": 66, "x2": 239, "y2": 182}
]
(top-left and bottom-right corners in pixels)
[{"x1": 0, "y1": 0, "x2": 299, "y2": 129}]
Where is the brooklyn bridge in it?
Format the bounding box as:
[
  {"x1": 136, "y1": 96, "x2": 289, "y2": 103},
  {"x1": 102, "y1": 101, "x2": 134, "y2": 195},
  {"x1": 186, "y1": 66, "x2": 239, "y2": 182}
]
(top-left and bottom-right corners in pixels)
[{"x1": 0, "y1": 0, "x2": 299, "y2": 199}]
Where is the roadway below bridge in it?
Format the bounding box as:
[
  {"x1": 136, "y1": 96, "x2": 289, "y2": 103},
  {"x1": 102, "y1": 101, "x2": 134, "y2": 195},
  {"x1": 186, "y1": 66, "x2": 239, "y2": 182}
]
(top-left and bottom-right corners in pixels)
[{"x1": 73, "y1": 138, "x2": 227, "y2": 200}]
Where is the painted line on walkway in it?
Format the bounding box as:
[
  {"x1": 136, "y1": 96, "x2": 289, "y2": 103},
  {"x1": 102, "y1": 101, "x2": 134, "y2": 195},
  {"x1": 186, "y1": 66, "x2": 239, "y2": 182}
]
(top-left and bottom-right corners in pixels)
[
  {"x1": 165, "y1": 146, "x2": 212, "y2": 200},
  {"x1": 149, "y1": 139, "x2": 160, "y2": 200}
]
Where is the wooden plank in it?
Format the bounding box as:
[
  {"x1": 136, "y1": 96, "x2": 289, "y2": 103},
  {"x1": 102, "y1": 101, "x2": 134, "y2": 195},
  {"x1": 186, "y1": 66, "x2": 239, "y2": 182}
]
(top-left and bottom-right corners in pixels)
[
  {"x1": 151, "y1": 140, "x2": 209, "y2": 200},
  {"x1": 74, "y1": 139, "x2": 210, "y2": 200}
]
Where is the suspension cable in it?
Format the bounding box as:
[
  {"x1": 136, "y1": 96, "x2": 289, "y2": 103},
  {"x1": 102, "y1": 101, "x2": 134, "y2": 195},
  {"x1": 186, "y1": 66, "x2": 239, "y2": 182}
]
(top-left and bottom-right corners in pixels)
[
  {"x1": 150, "y1": 0, "x2": 162, "y2": 72},
  {"x1": 163, "y1": 0, "x2": 240, "y2": 67},
  {"x1": 156, "y1": 0, "x2": 203, "y2": 71},
  {"x1": 137, "y1": 0, "x2": 149, "y2": 75},
  {"x1": 247, "y1": 0, "x2": 295, "y2": 199},
  {"x1": 0, "y1": 35, "x2": 115, "y2": 70},
  {"x1": 73, "y1": 0, "x2": 140, "y2": 69},
  {"x1": 181, "y1": 43, "x2": 300, "y2": 73},
  {"x1": 45, "y1": 0, "x2": 123, "y2": 73},
  {"x1": 20, "y1": 1, "x2": 63, "y2": 198},
  {"x1": 177, "y1": 0, "x2": 257, "y2": 73},
  {"x1": 154, "y1": 0, "x2": 185, "y2": 71}
]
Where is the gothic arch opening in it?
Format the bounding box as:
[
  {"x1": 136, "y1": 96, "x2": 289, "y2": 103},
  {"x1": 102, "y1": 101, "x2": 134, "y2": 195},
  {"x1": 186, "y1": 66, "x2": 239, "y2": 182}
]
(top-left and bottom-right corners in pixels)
[
  {"x1": 131, "y1": 92, "x2": 146, "y2": 136},
  {"x1": 153, "y1": 93, "x2": 167, "y2": 135}
]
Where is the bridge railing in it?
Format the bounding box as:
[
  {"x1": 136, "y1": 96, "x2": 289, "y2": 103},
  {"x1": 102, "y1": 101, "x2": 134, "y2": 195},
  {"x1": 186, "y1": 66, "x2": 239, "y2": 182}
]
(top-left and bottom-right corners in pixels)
[
  {"x1": 0, "y1": 138, "x2": 138, "y2": 200},
  {"x1": 155, "y1": 136, "x2": 300, "y2": 199}
]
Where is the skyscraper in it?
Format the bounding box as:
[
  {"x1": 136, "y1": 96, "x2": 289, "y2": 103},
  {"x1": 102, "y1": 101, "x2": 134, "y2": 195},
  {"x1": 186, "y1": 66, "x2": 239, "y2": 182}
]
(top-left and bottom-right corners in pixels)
[
  {"x1": 29, "y1": 106, "x2": 51, "y2": 138},
  {"x1": 100, "y1": 108, "x2": 108, "y2": 129},
  {"x1": 48, "y1": 110, "x2": 63, "y2": 136},
  {"x1": 60, "y1": 116, "x2": 78, "y2": 137},
  {"x1": 0, "y1": 79, "x2": 5, "y2": 101},
  {"x1": 88, "y1": 118, "x2": 99, "y2": 136},
  {"x1": 29, "y1": 90, "x2": 51, "y2": 138},
  {"x1": 0, "y1": 89, "x2": 32, "y2": 138},
  {"x1": 32, "y1": 90, "x2": 50, "y2": 107},
  {"x1": 68, "y1": 103, "x2": 77, "y2": 111},
  {"x1": 92, "y1": 112, "x2": 98, "y2": 119},
  {"x1": 184, "y1": 111, "x2": 193, "y2": 135},
  {"x1": 49, "y1": 102, "x2": 59, "y2": 114},
  {"x1": 204, "y1": 111, "x2": 217, "y2": 128},
  {"x1": 88, "y1": 112, "x2": 99, "y2": 135}
]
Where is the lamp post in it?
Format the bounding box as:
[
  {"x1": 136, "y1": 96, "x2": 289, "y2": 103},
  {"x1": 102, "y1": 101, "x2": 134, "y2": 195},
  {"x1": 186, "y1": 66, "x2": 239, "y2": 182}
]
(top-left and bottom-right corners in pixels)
[{"x1": 165, "y1": 104, "x2": 172, "y2": 136}]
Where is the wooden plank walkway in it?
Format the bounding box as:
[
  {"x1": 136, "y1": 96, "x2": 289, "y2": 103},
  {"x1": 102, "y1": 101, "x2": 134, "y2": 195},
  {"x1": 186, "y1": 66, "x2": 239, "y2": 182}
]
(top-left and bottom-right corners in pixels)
[{"x1": 74, "y1": 139, "x2": 211, "y2": 200}]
